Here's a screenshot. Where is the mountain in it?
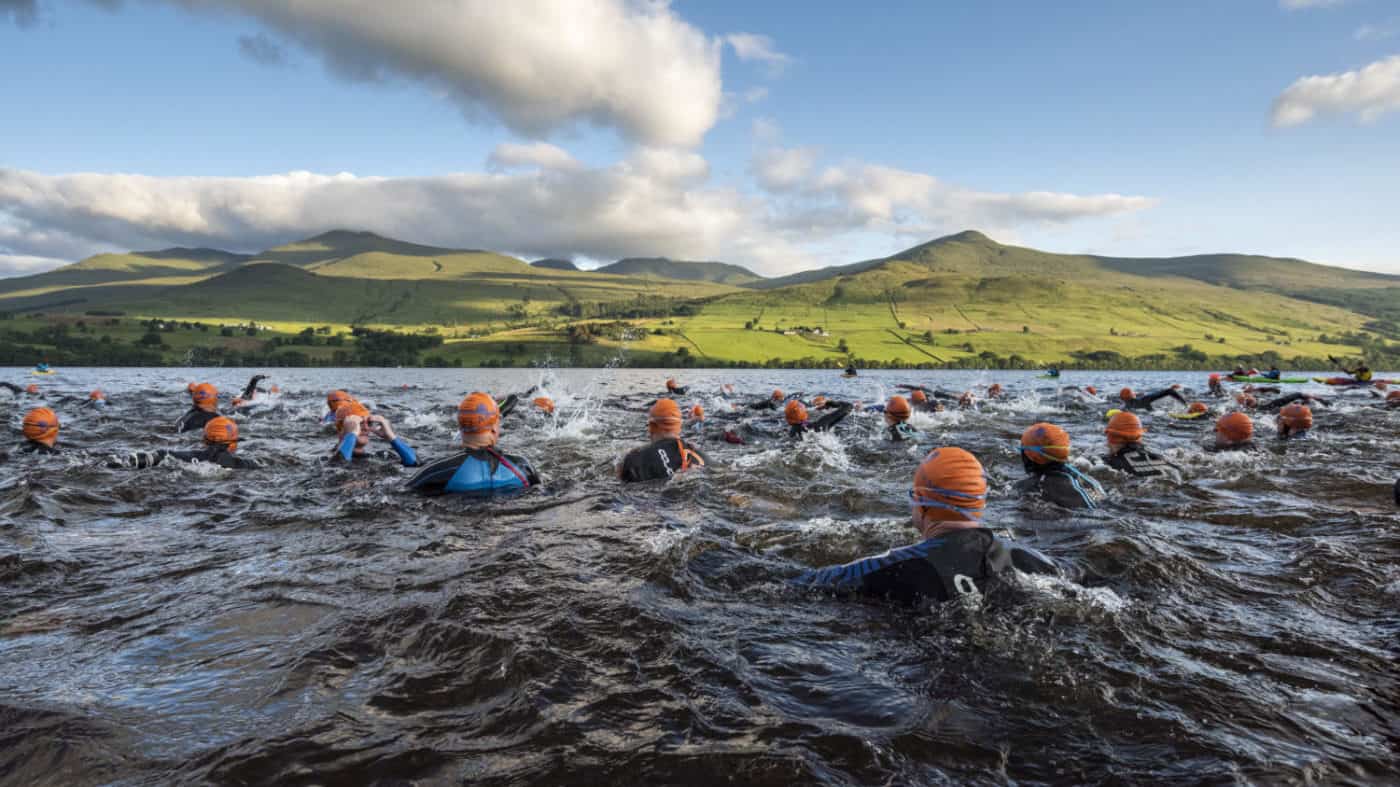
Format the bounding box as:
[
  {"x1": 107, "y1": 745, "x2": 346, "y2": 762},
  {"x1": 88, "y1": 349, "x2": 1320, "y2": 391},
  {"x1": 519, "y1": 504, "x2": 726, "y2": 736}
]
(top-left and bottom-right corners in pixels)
[
  {"x1": 531, "y1": 258, "x2": 580, "y2": 271},
  {"x1": 595, "y1": 257, "x2": 764, "y2": 286},
  {"x1": 2, "y1": 228, "x2": 1395, "y2": 368}
]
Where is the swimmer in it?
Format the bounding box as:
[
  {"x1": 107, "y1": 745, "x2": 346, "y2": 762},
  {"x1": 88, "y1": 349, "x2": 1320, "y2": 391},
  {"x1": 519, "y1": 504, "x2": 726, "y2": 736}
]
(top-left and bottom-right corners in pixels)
[
  {"x1": 13, "y1": 408, "x2": 61, "y2": 456},
  {"x1": 617, "y1": 399, "x2": 708, "y2": 483},
  {"x1": 322, "y1": 390, "x2": 356, "y2": 425},
  {"x1": 665, "y1": 378, "x2": 688, "y2": 396},
  {"x1": 1256, "y1": 392, "x2": 1330, "y2": 412},
  {"x1": 1104, "y1": 411, "x2": 1180, "y2": 479},
  {"x1": 330, "y1": 403, "x2": 419, "y2": 466},
  {"x1": 107, "y1": 417, "x2": 258, "y2": 469},
  {"x1": 1276, "y1": 403, "x2": 1313, "y2": 440},
  {"x1": 1016, "y1": 422, "x2": 1103, "y2": 509},
  {"x1": 1207, "y1": 374, "x2": 1225, "y2": 397},
  {"x1": 883, "y1": 396, "x2": 918, "y2": 442},
  {"x1": 176, "y1": 383, "x2": 221, "y2": 433},
  {"x1": 406, "y1": 392, "x2": 540, "y2": 496},
  {"x1": 785, "y1": 399, "x2": 852, "y2": 438},
  {"x1": 1117, "y1": 386, "x2": 1188, "y2": 412},
  {"x1": 793, "y1": 447, "x2": 1058, "y2": 605},
  {"x1": 749, "y1": 389, "x2": 788, "y2": 411}
]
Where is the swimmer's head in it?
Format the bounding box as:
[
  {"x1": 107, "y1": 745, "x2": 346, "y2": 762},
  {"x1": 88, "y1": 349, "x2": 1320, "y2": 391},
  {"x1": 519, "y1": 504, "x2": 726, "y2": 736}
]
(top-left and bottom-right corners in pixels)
[
  {"x1": 911, "y1": 447, "x2": 987, "y2": 535},
  {"x1": 22, "y1": 407, "x2": 59, "y2": 447},
  {"x1": 1214, "y1": 412, "x2": 1253, "y2": 447},
  {"x1": 884, "y1": 395, "x2": 911, "y2": 425},
  {"x1": 648, "y1": 398, "x2": 683, "y2": 438},
  {"x1": 204, "y1": 416, "x2": 239, "y2": 452},
  {"x1": 1105, "y1": 411, "x2": 1144, "y2": 448},
  {"x1": 191, "y1": 383, "x2": 218, "y2": 412},
  {"x1": 533, "y1": 396, "x2": 555, "y2": 415},
  {"x1": 458, "y1": 393, "x2": 501, "y2": 446},
  {"x1": 1020, "y1": 422, "x2": 1070, "y2": 466},
  {"x1": 1278, "y1": 403, "x2": 1313, "y2": 436},
  {"x1": 784, "y1": 400, "x2": 808, "y2": 426}
]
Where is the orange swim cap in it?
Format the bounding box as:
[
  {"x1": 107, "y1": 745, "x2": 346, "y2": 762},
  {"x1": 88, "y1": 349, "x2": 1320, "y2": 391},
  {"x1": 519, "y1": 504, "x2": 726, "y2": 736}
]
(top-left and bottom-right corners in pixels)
[
  {"x1": 269, "y1": 385, "x2": 281, "y2": 394},
  {"x1": 690, "y1": 404, "x2": 704, "y2": 420},
  {"x1": 191, "y1": 383, "x2": 218, "y2": 411},
  {"x1": 334, "y1": 401, "x2": 370, "y2": 429},
  {"x1": 911, "y1": 389, "x2": 927, "y2": 404},
  {"x1": 1085, "y1": 385, "x2": 1098, "y2": 395},
  {"x1": 648, "y1": 398, "x2": 682, "y2": 431},
  {"x1": 771, "y1": 389, "x2": 784, "y2": 401},
  {"x1": 1189, "y1": 402, "x2": 1208, "y2": 414},
  {"x1": 1387, "y1": 390, "x2": 1400, "y2": 403},
  {"x1": 885, "y1": 395, "x2": 911, "y2": 421},
  {"x1": 784, "y1": 400, "x2": 808, "y2": 425},
  {"x1": 326, "y1": 390, "x2": 353, "y2": 411},
  {"x1": 1215, "y1": 412, "x2": 1253, "y2": 444},
  {"x1": 21, "y1": 407, "x2": 59, "y2": 447},
  {"x1": 1278, "y1": 403, "x2": 1313, "y2": 432},
  {"x1": 1209, "y1": 373, "x2": 1221, "y2": 382},
  {"x1": 1021, "y1": 422, "x2": 1070, "y2": 464},
  {"x1": 533, "y1": 396, "x2": 555, "y2": 415},
  {"x1": 89, "y1": 389, "x2": 105, "y2": 401},
  {"x1": 25, "y1": 384, "x2": 38, "y2": 394},
  {"x1": 812, "y1": 395, "x2": 827, "y2": 409},
  {"x1": 457, "y1": 392, "x2": 499, "y2": 433},
  {"x1": 1119, "y1": 388, "x2": 1135, "y2": 402},
  {"x1": 911, "y1": 447, "x2": 988, "y2": 522},
  {"x1": 1234, "y1": 393, "x2": 1257, "y2": 409},
  {"x1": 203, "y1": 416, "x2": 239, "y2": 452},
  {"x1": 1105, "y1": 411, "x2": 1145, "y2": 444},
  {"x1": 666, "y1": 378, "x2": 679, "y2": 390},
  {"x1": 988, "y1": 384, "x2": 1003, "y2": 397}
]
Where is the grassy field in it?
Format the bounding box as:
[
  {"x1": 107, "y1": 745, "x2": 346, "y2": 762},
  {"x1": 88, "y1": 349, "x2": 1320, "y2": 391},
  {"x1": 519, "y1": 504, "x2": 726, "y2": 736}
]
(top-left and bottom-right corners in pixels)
[{"x1": 2, "y1": 229, "x2": 1396, "y2": 368}]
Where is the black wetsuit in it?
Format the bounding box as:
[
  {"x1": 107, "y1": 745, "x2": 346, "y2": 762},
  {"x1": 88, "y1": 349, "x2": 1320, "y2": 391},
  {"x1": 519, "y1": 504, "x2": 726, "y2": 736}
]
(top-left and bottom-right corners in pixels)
[
  {"x1": 1258, "y1": 392, "x2": 1329, "y2": 411},
  {"x1": 619, "y1": 437, "x2": 708, "y2": 483},
  {"x1": 0, "y1": 382, "x2": 28, "y2": 395},
  {"x1": 794, "y1": 528, "x2": 1058, "y2": 606},
  {"x1": 175, "y1": 408, "x2": 219, "y2": 434},
  {"x1": 1106, "y1": 443, "x2": 1180, "y2": 479},
  {"x1": 1015, "y1": 458, "x2": 1103, "y2": 510},
  {"x1": 887, "y1": 422, "x2": 918, "y2": 442},
  {"x1": 109, "y1": 445, "x2": 258, "y2": 470},
  {"x1": 1123, "y1": 388, "x2": 1188, "y2": 411},
  {"x1": 666, "y1": 386, "x2": 689, "y2": 396},
  {"x1": 240, "y1": 374, "x2": 268, "y2": 400},
  {"x1": 406, "y1": 447, "x2": 540, "y2": 496},
  {"x1": 789, "y1": 402, "x2": 852, "y2": 437},
  {"x1": 749, "y1": 398, "x2": 784, "y2": 411}
]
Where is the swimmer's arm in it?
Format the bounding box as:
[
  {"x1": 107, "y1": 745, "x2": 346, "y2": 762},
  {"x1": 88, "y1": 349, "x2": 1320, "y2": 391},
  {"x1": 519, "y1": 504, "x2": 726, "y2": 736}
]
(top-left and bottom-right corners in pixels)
[
  {"x1": 388, "y1": 438, "x2": 418, "y2": 467},
  {"x1": 811, "y1": 402, "x2": 853, "y2": 431},
  {"x1": 497, "y1": 394, "x2": 520, "y2": 417},
  {"x1": 0, "y1": 382, "x2": 22, "y2": 394},
  {"x1": 241, "y1": 374, "x2": 267, "y2": 400},
  {"x1": 335, "y1": 433, "x2": 357, "y2": 462}
]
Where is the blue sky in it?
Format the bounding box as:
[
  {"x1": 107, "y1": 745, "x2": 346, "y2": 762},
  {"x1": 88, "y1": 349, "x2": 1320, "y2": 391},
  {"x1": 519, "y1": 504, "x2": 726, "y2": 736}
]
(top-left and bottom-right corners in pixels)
[{"x1": 1, "y1": 0, "x2": 1397, "y2": 276}]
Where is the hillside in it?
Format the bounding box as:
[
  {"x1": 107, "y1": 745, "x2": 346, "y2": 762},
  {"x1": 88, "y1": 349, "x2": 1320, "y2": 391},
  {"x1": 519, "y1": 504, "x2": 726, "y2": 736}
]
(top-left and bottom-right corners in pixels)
[
  {"x1": 596, "y1": 257, "x2": 764, "y2": 285},
  {"x1": 1, "y1": 229, "x2": 1396, "y2": 368},
  {"x1": 531, "y1": 258, "x2": 580, "y2": 271}
]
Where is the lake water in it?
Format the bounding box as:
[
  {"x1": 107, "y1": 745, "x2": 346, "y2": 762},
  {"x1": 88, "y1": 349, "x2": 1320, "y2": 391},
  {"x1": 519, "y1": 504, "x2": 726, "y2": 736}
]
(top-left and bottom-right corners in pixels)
[{"x1": 2, "y1": 368, "x2": 1397, "y2": 784}]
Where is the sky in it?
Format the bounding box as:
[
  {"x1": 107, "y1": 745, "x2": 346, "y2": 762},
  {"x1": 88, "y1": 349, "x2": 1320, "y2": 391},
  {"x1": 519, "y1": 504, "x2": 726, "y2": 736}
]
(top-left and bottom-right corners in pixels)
[{"x1": 1, "y1": 0, "x2": 1398, "y2": 278}]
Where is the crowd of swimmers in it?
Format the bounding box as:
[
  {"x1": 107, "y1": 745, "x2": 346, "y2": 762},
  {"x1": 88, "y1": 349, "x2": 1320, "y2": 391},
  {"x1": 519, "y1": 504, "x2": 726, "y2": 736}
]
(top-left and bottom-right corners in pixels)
[{"x1": 5, "y1": 368, "x2": 1399, "y2": 608}]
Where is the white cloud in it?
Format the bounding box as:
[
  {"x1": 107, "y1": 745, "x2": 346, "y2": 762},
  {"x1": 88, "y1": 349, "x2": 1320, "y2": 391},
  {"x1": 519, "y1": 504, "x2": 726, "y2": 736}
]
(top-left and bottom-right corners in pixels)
[
  {"x1": 0, "y1": 143, "x2": 1155, "y2": 278},
  {"x1": 1280, "y1": 0, "x2": 1347, "y2": 9},
  {"x1": 725, "y1": 32, "x2": 791, "y2": 72},
  {"x1": 486, "y1": 142, "x2": 580, "y2": 172},
  {"x1": 0, "y1": 254, "x2": 68, "y2": 278},
  {"x1": 750, "y1": 146, "x2": 818, "y2": 191},
  {"x1": 133, "y1": 0, "x2": 724, "y2": 148},
  {"x1": 1272, "y1": 55, "x2": 1400, "y2": 126}
]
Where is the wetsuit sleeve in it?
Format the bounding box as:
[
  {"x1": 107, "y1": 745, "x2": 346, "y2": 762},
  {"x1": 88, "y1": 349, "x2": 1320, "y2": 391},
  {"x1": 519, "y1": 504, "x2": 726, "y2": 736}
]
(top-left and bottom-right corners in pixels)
[
  {"x1": 811, "y1": 402, "x2": 852, "y2": 432},
  {"x1": 335, "y1": 433, "x2": 356, "y2": 462},
  {"x1": 514, "y1": 454, "x2": 541, "y2": 486},
  {"x1": 749, "y1": 399, "x2": 777, "y2": 411},
  {"x1": 241, "y1": 375, "x2": 267, "y2": 400},
  {"x1": 388, "y1": 437, "x2": 419, "y2": 467},
  {"x1": 498, "y1": 394, "x2": 520, "y2": 417},
  {"x1": 107, "y1": 450, "x2": 170, "y2": 469},
  {"x1": 174, "y1": 409, "x2": 195, "y2": 433},
  {"x1": 0, "y1": 382, "x2": 22, "y2": 394},
  {"x1": 794, "y1": 541, "x2": 948, "y2": 605}
]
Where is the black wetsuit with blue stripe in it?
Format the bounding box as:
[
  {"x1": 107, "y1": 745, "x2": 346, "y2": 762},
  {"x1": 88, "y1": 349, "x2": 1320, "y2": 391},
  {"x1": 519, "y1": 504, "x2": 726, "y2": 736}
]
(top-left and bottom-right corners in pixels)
[
  {"x1": 793, "y1": 528, "x2": 1057, "y2": 605},
  {"x1": 1015, "y1": 457, "x2": 1103, "y2": 510},
  {"x1": 406, "y1": 447, "x2": 540, "y2": 496},
  {"x1": 331, "y1": 434, "x2": 419, "y2": 466}
]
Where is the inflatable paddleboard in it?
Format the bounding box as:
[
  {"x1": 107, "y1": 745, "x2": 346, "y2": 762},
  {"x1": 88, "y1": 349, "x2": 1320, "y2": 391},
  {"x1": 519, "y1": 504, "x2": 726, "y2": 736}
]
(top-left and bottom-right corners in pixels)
[
  {"x1": 1313, "y1": 377, "x2": 1398, "y2": 386},
  {"x1": 1169, "y1": 411, "x2": 1209, "y2": 421},
  {"x1": 30, "y1": 370, "x2": 56, "y2": 376}
]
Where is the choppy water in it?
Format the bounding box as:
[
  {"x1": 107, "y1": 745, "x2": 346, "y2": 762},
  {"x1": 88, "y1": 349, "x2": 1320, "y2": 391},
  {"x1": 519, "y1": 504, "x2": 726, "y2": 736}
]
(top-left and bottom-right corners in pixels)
[{"x1": 2, "y1": 367, "x2": 1397, "y2": 785}]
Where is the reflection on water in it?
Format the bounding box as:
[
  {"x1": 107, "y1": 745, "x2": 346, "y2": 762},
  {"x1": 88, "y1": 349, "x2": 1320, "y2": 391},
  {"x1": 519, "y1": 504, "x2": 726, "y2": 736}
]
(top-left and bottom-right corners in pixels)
[{"x1": 1, "y1": 368, "x2": 1397, "y2": 784}]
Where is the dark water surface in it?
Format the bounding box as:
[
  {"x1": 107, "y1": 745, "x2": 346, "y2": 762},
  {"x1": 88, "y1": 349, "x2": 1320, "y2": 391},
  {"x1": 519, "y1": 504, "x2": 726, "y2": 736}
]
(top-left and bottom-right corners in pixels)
[{"x1": 2, "y1": 368, "x2": 1397, "y2": 785}]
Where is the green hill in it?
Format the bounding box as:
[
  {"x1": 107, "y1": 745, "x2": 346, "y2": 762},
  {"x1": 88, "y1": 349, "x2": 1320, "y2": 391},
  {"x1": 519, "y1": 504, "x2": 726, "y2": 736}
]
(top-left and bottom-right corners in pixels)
[
  {"x1": 596, "y1": 257, "x2": 764, "y2": 285},
  {"x1": 531, "y1": 258, "x2": 580, "y2": 271},
  {"x1": 1, "y1": 229, "x2": 1396, "y2": 368}
]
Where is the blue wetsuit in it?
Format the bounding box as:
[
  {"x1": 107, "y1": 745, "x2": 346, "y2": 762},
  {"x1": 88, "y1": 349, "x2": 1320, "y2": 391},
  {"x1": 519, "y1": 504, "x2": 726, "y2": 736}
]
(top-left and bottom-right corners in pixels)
[
  {"x1": 333, "y1": 434, "x2": 419, "y2": 466},
  {"x1": 406, "y1": 447, "x2": 540, "y2": 496},
  {"x1": 795, "y1": 528, "x2": 1057, "y2": 605}
]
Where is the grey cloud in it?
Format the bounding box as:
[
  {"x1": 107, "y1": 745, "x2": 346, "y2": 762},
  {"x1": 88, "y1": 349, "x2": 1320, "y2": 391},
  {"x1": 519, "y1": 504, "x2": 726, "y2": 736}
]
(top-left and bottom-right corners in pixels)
[
  {"x1": 0, "y1": 0, "x2": 38, "y2": 26},
  {"x1": 237, "y1": 32, "x2": 289, "y2": 67}
]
